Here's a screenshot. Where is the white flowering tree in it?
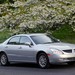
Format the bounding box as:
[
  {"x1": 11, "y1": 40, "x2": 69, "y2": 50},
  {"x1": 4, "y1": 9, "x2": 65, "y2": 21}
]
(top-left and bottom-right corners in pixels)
[{"x1": 0, "y1": 0, "x2": 75, "y2": 33}]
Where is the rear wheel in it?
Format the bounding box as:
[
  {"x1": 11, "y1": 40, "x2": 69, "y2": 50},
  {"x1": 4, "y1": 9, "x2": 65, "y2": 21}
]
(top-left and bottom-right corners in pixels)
[
  {"x1": 37, "y1": 53, "x2": 50, "y2": 69},
  {"x1": 0, "y1": 53, "x2": 9, "y2": 66}
]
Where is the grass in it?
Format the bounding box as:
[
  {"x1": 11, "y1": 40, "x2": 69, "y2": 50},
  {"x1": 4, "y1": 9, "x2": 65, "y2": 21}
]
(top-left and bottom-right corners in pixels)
[
  {"x1": 0, "y1": 29, "x2": 11, "y2": 43},
  {"x1": 52, "y1": 25, "x2": 75, "y2": 44},
  {"x1": 0, "y1": 25, "x2": 75, "y2": 44}
]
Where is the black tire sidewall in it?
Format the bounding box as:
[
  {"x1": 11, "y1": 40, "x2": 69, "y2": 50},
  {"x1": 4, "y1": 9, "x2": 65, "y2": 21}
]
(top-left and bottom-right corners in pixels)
[
  {"x1": 37, "y1": 53, "x2": 49, "y2": 69},
  {"x1": 68, "y1": 62, "x2": 75, "y2": 65},
  {"x1": 0, "y1": 53, "x2": 9, "y2": 66}
]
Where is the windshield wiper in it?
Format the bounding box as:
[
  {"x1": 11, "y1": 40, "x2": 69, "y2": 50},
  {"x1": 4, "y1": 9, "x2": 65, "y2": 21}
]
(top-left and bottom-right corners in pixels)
[{"x1": 43, "y1": 42, "x2": 53, "y2": 44}]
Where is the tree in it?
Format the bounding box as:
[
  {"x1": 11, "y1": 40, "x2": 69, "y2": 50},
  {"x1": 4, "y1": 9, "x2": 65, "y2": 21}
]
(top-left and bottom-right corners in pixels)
[
  {"x1": 0, "y1": 0, "x2": 6, "y2": 4},
  {"x1": 9, "y1": 0, "x2": 14, "y2": 3}
]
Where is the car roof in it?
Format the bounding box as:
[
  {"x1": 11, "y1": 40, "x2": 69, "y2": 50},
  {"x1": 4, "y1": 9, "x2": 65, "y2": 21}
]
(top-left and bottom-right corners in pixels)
[{"x1": 13, "y1": 33, "x2": 45, "y2": 37}]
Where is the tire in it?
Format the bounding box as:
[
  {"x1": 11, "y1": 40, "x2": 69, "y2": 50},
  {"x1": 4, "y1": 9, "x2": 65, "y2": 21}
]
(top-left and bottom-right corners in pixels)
[
  {"x1": 67, "y1": 62, "x2": 75, "y2": 65},
  {"x1": 37, "y1": 53, "x2": 50, "y2": 69},
  {"x1": 0, "y1": 53, "x2": 9, "y2": 66}
]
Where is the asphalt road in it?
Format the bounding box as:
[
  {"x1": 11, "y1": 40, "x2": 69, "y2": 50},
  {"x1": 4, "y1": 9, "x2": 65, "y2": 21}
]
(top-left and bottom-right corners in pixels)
[{"x1": 0, "y1": 63, "x2": 75, "y2": 75}]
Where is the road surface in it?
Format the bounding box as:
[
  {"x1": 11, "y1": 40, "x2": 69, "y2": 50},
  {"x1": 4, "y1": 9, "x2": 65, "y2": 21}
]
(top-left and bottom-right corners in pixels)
[{"x1": 0, "y1": 63, "x2": 75, "y2": 75}]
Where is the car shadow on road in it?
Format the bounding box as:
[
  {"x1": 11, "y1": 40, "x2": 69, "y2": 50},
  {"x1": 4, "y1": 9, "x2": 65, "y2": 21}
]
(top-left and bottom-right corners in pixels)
[{"x1": 1, "y1": 62, "x2": 75, "y2": 70}]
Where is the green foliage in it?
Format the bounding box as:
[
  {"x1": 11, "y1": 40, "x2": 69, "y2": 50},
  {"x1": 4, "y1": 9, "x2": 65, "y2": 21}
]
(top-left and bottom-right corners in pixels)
[
  {"x1": 9, "y1": 0, "x2": 14, "y2": 3},
  {"x1": 0, "y1": 25, "x2": 75, "y2": 44},
  {"x1": 0, "y1": 0, "x2": 14, "y2": 4},
  {"x1": 1, "y1": 0, "x2": 75, "y2": 32},
  {"x1": 52, "y1": 25, "x2": 75, "y2": 43},
  {"x1": 0, "y1": 0, "x2": 75, "y2": 44},
  {"x1": 0, "y1": 0, "x2": 6, "y2": 4},
  {"x1": 0, "y1": 30, "x2": 11, "y2": 43}
]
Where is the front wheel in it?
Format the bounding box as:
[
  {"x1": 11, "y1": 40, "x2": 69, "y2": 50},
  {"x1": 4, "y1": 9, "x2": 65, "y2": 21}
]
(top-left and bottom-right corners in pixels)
[
  {"x1": 37, "y1": 53, "x2": 50, "y2": 69},
  {"x1": 0, "y1": 53, "x2": 9, "y2": 66},
  {"x1": 67, "y1": 62, "x2": 75, "y2": 65}
]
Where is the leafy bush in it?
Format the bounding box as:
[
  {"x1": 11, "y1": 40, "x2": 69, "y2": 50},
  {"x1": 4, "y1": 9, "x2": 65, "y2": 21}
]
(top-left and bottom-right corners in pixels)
[
  {"x1": 0, "y1": 0, "x2": 75, "y2": 33},
  {"x1": 0, "y1": 0, "x2": 6, "y2": 4}
]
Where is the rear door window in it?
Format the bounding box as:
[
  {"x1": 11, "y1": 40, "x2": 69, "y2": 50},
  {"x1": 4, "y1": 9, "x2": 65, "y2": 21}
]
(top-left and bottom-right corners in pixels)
[{"x1": 7, "y1": 36, "x2": 20, "y2": 45}]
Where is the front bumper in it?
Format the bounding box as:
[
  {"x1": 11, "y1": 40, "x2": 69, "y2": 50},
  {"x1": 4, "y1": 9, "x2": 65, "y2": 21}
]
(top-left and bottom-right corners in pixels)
[{"x1": 48, "y1": 53, "x2": 75, "y2": 64}]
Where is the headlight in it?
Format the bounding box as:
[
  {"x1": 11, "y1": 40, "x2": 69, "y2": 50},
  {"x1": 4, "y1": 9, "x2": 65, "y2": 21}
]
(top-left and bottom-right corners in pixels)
[{"x1": 50, "y1": 48, "x2": 64, "y2": 55}]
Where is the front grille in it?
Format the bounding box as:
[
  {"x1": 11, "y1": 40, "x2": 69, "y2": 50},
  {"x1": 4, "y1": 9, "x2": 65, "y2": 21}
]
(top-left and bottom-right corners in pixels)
[
  {"x1": 74, "y1": 49, "x2": 75, "y2": 52},
  {"x1": 67, "y1": 58, "x2": 75, "y2": 61},
  {"x1": 63, "y1": 49, "x2": 72, "y2": 53}
]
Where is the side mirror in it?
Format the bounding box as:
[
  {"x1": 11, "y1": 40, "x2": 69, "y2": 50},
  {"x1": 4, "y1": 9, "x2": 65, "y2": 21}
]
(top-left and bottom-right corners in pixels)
[
  {"x1": 25, "y1": 42, "x2": 32, "y2": 47},
  {"x1": 57, "y1": 39, "x2": 61, "y2": 42}
]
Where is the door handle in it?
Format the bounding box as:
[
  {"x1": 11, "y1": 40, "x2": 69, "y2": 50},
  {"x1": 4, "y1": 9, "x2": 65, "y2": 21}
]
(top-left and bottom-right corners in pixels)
[
  {"x1": 5, "y1": 46, "x2": 8, "y2": 48},
  {"x1": 19, "y1": 47, "x2": 22, "y2": 49}
]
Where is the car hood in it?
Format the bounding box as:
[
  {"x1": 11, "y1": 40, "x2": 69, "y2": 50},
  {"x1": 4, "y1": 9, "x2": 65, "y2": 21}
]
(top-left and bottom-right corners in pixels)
[{"x1": 36, "y1": 42, "x2": 75, "y2": 50}]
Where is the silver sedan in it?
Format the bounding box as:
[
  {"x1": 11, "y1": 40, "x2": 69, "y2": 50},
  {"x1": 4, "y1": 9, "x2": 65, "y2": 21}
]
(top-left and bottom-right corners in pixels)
[{"x1": 0, "y1": 33, "x2": 75, "y2": 68}]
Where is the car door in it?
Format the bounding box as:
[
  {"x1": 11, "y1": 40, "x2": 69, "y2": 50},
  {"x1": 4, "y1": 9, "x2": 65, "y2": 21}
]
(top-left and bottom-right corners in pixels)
[
  {"x1": 19, "y1": 36, "x2": 36, "y2": 62},
  {"x1": 4, "y1": 36, "x2": 21, "y2": 61}
]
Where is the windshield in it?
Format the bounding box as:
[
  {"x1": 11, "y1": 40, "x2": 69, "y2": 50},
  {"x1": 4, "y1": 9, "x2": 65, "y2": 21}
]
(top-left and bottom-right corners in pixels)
[{"x1": 30, "y1": 34, "x2": 60, "y2": 44}]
